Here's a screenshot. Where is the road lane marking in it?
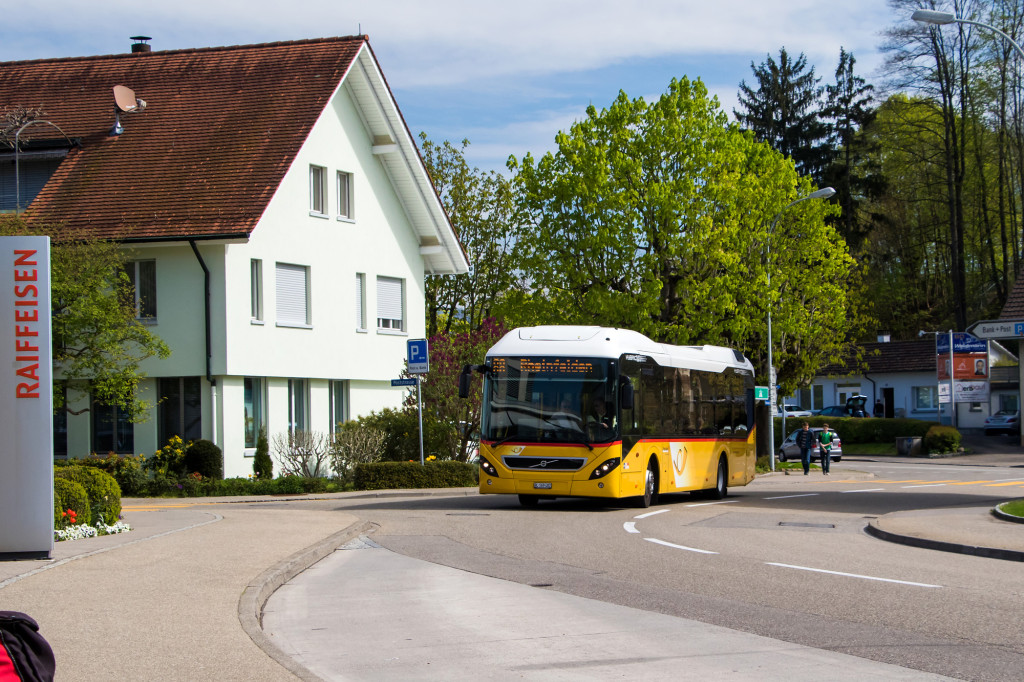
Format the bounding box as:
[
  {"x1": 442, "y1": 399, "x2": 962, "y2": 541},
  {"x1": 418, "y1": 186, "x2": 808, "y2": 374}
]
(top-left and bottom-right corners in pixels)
[
  {"x1": 623, "y1": 522, "x2": 640, "y2": 534},
  {"x1": 984, "y1": 481, "x2": 1024, "y2": 487},
  {"x1": 947, "y1": 480, "x2": 995, "y2": 485},
  {"x1": 901, "y1": 483, "x2": 948, "y2": 488},
  {"x1": 764, "y1": 493, "x2": 820, "y2": 500},
  {"x1": 685, "y1": 500, "x2": 739, "y2": 507},
  {"x1": 645, "y1": 538, "x2": 718, "y2": 554},
  {"x1": 634, "y1": 509, "x2": 670, "y2": 519},
  {"x1": 765, "y1": 562, "x2": 942, "y2": 588},
  {"x1": 840, "y1": 488, "x2": 885, "y2": 493}
]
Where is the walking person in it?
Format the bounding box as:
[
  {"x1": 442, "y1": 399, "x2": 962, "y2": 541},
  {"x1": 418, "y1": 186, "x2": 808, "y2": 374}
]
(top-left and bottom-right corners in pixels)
[
  {"x1": 795, "y1": 421, "x2": 815, "y2": 475},
  {"x1": 818, "y1": 424, "x2": 835, "y2": 475}
]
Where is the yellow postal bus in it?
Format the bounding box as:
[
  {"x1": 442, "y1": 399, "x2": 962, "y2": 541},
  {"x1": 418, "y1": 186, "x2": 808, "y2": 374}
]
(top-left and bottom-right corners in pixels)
[{"x1": 460, "y1": 326, "x2": 757, "y2": 507}]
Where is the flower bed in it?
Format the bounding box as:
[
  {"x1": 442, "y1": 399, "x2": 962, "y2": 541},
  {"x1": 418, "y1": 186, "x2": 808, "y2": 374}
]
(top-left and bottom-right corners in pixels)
[{"x1": 54, "y1": 519, "x2": 132, "y2": 542}]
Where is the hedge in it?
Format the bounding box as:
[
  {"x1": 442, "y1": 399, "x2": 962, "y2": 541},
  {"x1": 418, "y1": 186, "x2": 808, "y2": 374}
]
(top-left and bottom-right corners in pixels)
[
  {"x1": 54, "y1": 477, "x2": 91, "y2": 528},
  {"x1": 353, "y1": 461, "x2": 478, "y2": 490},
  {"x1": 773, "y1": 416, "x2": 940, "y2": 448}
]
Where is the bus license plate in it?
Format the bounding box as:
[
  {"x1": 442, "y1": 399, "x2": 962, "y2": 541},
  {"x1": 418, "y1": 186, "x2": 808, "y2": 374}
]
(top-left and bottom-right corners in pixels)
[{"x1": 534, "y1": 482, "x2": 552, "y2": 489}]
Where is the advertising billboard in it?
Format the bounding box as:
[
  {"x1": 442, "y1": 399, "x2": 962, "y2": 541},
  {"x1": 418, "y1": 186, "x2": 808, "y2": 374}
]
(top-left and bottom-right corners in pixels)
[
  {"x1": 936, "y1": 332, "x2": 989, "y2": 380},
  {"x1": 0, "y1": 236, "x2": 54, "y2": 558}
]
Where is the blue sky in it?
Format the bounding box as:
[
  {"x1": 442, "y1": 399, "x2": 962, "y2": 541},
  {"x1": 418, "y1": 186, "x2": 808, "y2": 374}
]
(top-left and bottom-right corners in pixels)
[{"x1": 3, "y1": 0, "x2": 905, "y2": 174}]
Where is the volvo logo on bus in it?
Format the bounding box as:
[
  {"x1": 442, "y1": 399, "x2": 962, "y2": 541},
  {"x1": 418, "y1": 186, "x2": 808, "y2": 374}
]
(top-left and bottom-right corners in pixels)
[{"x1": 530, "y1": 460, "x2": 557, "y2": 468}]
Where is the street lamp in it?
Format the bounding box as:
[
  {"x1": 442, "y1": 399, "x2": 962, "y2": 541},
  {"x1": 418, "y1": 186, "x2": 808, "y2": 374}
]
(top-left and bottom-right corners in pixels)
[
  {"x1": 913, "y1": 9, "x2": 1024, "y2": 61},
  {"x1": 765, "y1": 186, "x2": 835, "y2": 472}
]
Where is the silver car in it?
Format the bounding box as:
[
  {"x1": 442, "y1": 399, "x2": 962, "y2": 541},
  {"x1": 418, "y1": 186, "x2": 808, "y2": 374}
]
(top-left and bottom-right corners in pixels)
[{"x1": 778, "y1": 427, "x2": 843, "y2": 463}]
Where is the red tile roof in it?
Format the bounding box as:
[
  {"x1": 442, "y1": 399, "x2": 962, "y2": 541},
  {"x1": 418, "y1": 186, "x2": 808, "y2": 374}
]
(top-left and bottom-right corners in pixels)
[
  {"x1": 820, "y1": 339, "x2": 937, "y2": 376},
  {"x1": 1001, "y1": 276, "x2": 1024, "y2": 320},
  {"x1": 2, "y1": 37, "x2": 366, "y2": 241}
]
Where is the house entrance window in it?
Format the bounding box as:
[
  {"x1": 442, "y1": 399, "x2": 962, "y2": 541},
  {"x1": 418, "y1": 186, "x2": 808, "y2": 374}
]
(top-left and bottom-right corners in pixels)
[
  {"x1": 244, "y1": 377, "x2": 265, "y2": 448},
  {"x1": 158, "y1": 377, "x2": 202, "y2": 444}
]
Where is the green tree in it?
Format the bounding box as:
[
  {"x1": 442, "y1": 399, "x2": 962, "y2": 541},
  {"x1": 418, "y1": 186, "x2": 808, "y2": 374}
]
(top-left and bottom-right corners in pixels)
[
  {"x1": 735, "y1": 48, "x2": 831, "y2": 182},
  {"x1": 509, "y1": 77, "x2": 859, "y2": 392},
  {"x1": 419, "y1": 134, "x2": 521, "y2": 336},
  {"x1": 0, "y1": 215, "x2": 170, "y2": 419}
]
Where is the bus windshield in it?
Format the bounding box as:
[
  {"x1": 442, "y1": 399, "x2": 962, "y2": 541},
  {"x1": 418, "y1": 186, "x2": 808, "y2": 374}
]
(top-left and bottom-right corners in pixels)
[{"x1": 482, "y1": 357, "x2": 618, "y2": 444}]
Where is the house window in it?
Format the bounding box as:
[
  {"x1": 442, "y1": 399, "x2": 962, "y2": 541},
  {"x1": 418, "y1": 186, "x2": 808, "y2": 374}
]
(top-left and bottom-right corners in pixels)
[
  {"x1": 126, "y1": 260, "x2": 157, "y2": 320},
  {"x1": 92, "y1": 399, "x2": 134, "y2": 454},
  {"x1": 330, "y1": 380, "x2": 348, "y2": 433},
  {"x1": 244, "y1": 377, "x2": 265, "y2": 449},
  {"x1": 337, "y1": 171, "x2": 353, "y2": 220},
  {"x1": 913, "y1": 386, "x2": 938, "y2": 410},
  {"x1": 310, "y1": 165, "x2": 327, "y2": 216},
  {"x1": 54, "y1": 384, "x2": 67, "y2": 459},
  {"x1": 276, "y1": 262, "x2": 311, "y2": 327},
  {"x1": 356, "y1": 273, "x2": 366, "y2": 331},
  {"x1": 288, "y1": 379, "x2": 309, "y2": 433},
  {"x1": 158, "y1": 377, "x2": 203, "y2": 445},
  {"x1": 376, "y1": 276, "x2": 404, "y2": 331},
  {"x1": 250, "y1": 259, "x2": 263, "y2": 322}
]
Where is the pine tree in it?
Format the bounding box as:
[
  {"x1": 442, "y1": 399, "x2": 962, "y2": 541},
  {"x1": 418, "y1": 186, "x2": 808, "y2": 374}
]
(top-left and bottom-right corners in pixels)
[
  {"x1": 822, "y1": 48, "x2": 883, "y2": 250},
  {"x1": 735, "y1": 48, "x2": 830, "y2": 182}
]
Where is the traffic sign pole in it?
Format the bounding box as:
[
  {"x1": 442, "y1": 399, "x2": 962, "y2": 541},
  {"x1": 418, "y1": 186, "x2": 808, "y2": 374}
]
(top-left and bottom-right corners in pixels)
[{"x1": 417, "y1": 377, "x2": 424, "y2": 466}]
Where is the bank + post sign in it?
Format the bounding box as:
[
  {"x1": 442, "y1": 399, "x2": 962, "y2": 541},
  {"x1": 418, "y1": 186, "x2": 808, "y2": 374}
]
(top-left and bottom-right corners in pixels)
[{"x1": 0, "y1": 236, "x2": 54, "y2": 558}]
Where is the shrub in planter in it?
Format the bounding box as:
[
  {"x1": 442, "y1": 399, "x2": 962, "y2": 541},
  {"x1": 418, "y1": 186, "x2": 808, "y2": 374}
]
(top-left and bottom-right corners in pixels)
[
  {"x1": 924, "y1": 425, "x2": 961, "y2": 454},
  {"x1": 184, "y1": 439, "x2": 223, "y2": 480},
  {"x1": 54, "y1": 466, "x2": 121, "y2": 526},
  {"x1": 53, "y1": 477, "x2": 91, "y2": 529}
]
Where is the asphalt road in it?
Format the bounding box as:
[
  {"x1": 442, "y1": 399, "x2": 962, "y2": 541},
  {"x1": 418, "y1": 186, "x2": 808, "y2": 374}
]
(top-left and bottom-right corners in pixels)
[{"x1": 266, "y1": 456, "x2": 1024, "y2": 680}]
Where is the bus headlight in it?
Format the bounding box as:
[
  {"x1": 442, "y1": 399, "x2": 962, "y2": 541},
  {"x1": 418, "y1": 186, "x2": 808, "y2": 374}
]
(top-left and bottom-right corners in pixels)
[
  {"x1": 589, "y1": 457, "x2": 621, "y2": 480},
  {"x1": 479, "y1": 457, "x2": 498, "y2": 477}
]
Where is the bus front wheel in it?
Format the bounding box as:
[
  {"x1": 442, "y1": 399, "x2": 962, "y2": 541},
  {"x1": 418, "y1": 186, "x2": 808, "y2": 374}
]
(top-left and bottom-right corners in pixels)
[{"x1": 637, "y1": 459, "x2": 658, "y2": 508}]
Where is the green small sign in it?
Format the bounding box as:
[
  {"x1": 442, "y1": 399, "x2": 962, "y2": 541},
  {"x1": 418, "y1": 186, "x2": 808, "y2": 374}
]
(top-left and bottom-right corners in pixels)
[{"x1": 754, "y1": 386, "x2": 770, "y2": 401}]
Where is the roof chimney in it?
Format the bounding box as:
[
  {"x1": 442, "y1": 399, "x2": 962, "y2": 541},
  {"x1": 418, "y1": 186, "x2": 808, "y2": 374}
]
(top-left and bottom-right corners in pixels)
[{"x1": 130, "y1": 36, "x2": 152, "y2": 53}]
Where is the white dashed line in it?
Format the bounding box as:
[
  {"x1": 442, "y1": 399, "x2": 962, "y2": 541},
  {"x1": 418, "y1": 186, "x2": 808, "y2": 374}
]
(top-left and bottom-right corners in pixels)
[
  {"x1": 901, "y1": 483, "x2": 947, "y2": 488},
  {"x1": 645, "y1": 538, "x2": 718, "y2": 554},
  {"x1": 685, "y1": 499, "x2": 739, "y2": 507},
  {"x1": 841, "y1": 488, "x2": 885, "y2": 493},
  {"x1": 634, "y1": 509, "x2": 670, "y2": 519},
  {"x1": 765, "y1": 562, "x2": 942, "y2": 588},
  {"x1": 623, "y1": 522, "x2": 640, "y2": 534},
  {"x1": 764, "y1": 493, "x2": 819, "y2": 500}
]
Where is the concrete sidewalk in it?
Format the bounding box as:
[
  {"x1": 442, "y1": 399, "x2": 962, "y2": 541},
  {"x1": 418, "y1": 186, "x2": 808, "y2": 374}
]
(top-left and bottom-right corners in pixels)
[{"x1": 1, "y1": 484, "x2": 1021, "y2": 681}]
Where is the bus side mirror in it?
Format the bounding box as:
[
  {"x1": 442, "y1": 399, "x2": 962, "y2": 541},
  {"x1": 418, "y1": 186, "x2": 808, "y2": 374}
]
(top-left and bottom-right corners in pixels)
[
  {"x1": 619, "y1": 379, "x2": 634, "y2": 410},
  {"x1": 458, "y1": 365, "x2": 472, "y2": 399}
]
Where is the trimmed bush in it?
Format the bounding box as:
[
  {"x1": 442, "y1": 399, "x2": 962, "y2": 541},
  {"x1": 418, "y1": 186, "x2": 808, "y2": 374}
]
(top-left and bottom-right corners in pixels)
[
  {"x1": 184, "y1": 439, "x2": 223, "y2": 480},
  {"x1": 74, "y1": 453, "x2": 147, "y2": 496},
  {"x1": 253, "y1": 429, "x2": 273, "y2": 480},
  {"x1": 924, "y1": 425, "x2": 961, "y2": 454},
  {"x1": 54, "y1": 477, "x2": 91, "y2": 529},
  {"x1": 355, "y1": 408, "x2": 459, "y2": 462},
  {"x1": 353, "y1": 461, "x2": 478, "y2": 490},
  {"x1": 54, "y1": 466, "x2": 121, "y2": 526}
]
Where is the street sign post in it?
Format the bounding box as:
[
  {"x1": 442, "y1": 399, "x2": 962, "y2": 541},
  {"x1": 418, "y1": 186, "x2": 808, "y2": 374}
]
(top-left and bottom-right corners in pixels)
[
  {"x1": 405, "y1": 339, "x2": 428, "y2": 464},
  {"x1": 391, "y1": 378, "x2": 418, "y2": 387}
]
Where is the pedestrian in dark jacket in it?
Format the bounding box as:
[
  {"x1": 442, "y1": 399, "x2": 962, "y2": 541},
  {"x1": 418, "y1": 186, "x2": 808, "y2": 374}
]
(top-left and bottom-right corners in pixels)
[{"x1": 795, "y1": 422, "x2": 815, "y2": 475}]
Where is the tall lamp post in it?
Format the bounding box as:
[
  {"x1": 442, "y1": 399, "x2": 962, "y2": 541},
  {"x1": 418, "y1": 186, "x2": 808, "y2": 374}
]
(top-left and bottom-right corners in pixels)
[
  {"x1": 912, "y1": 9, "x2": 1024, "y2": 61},
  {"x1": 766, "y1": 187, "x2": 835, "y2": 472}
]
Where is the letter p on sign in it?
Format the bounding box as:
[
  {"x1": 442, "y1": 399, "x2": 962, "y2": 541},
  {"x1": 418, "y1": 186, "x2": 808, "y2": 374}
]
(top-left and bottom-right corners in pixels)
[{"x1": 408, "y1": 339, "x2": 429, "y2": 374}]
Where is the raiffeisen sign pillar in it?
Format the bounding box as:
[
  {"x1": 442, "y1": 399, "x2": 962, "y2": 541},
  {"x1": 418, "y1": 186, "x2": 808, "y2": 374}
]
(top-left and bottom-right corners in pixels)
[{"x1": 0, "y1": 236, "x2": 54, "y2": 559}]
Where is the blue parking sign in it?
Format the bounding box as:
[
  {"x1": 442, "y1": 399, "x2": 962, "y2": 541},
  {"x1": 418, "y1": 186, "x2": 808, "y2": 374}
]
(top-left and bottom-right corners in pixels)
[{"x1": 407, "y1": 339, "x2": 429, "y2": 374}]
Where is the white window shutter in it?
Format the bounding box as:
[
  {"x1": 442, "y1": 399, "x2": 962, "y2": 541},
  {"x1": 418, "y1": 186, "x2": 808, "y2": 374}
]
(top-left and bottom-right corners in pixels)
[
  {"x1": 376, "y1": 277, "x2": 403, "y2": 327},
  {"x1": 277, "y1": 263, "x2": 308, "y2": 324}
]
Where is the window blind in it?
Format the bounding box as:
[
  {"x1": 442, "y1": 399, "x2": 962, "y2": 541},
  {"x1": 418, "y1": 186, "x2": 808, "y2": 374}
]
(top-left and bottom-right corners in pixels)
[{"x1": 277, "y1": 263, "x2": 309, "y2": 325}]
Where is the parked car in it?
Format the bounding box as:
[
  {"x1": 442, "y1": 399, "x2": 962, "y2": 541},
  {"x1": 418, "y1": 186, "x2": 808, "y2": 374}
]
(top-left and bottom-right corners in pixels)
[
  {"x1": 780, "y1": 404, "x2": 813, "y2": 418},
  {"x1": 984, "y1": 410, "x2": 1020, "y2": 435},
  {"x1": 813, "y1": 405, "x2": 850, "y2": 417},
  {"x1": 845, "y1": 394, "x2": 868, "y2": 418},
  {"x1": 778, "y1": 427, "x2": 843, "y2": 463}
]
